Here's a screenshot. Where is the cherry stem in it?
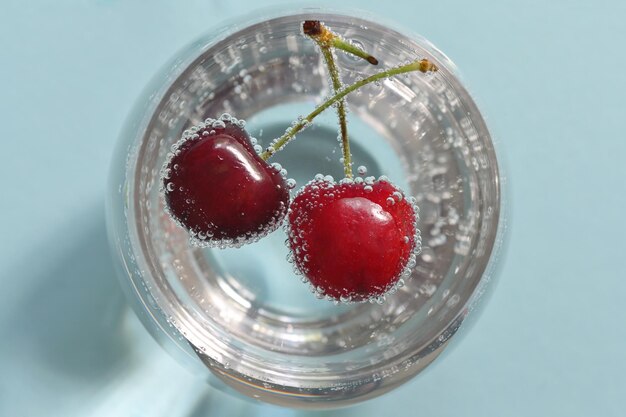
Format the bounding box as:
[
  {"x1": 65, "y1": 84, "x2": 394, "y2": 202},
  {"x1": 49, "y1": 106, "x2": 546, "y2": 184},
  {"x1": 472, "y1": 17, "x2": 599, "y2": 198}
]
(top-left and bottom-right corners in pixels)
[
  {"x1": 312, "y1": 32, "x2": 353, "y2": 178},
  {"x1": 260, "y1": 59, "x2": 438, "y2": 161},
  {"x1": 331, "y1": 38, "x2": 379, "y2": 65},
  {"x1": 302, "y1": 20, "x2": 378, "y2": 66},
  {"x1": 321, "y1": 48, "x2": 352, "y2": 178}
]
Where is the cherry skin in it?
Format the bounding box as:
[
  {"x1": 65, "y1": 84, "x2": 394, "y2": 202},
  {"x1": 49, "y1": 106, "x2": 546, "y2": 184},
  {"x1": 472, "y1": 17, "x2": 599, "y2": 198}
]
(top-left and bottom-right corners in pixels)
[
  {"x1": 162, "y1": 115, "x2": 290, "y2": 247},
  {"x1": 288, "y1": 176, "x2": 419, "y2": 302}
]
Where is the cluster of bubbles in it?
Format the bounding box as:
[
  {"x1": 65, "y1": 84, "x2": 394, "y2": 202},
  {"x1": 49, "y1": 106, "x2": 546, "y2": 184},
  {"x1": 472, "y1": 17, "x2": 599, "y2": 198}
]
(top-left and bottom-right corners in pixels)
[{"x1": 187, "y1": 199, "x2": 288, "y2": 250}]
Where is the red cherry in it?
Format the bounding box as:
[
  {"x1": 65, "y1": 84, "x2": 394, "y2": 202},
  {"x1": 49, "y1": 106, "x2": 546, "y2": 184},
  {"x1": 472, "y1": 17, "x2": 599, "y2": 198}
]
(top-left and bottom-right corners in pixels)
[
  {"x1": 162, "y1": 115, "x2": 290, "y2": 247},
  {"x1": 288, "y1": 176, "x2": 420, "y2": 302}
]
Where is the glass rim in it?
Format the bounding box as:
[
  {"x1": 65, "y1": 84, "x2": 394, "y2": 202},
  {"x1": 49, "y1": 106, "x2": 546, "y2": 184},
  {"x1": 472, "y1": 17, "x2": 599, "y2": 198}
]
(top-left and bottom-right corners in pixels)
[{"x1": 107, "y1": 5, "x2": 507, "y2": 408}]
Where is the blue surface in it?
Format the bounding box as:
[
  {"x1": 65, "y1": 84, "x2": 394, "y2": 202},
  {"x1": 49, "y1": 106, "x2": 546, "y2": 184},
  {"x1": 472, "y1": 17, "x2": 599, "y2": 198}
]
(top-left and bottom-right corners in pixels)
[{"x1": 1, "y1": 0, "x2": 625, "y2": 416}]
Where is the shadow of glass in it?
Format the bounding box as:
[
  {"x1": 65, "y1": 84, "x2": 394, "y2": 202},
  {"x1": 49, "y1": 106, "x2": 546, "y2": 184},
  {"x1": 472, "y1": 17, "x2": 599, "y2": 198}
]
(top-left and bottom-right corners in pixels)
[
  {"x1": 2, "y1": 205, "x2": 131, "y2": 381},
  {"x1": 0, "y1": 203, "x2": 393, "y2": 417}
]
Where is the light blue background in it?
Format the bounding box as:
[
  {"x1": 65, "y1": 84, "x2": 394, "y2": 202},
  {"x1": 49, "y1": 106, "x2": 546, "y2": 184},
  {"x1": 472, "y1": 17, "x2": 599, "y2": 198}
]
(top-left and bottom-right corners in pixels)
[{"x1": 1, "y1": 0, "x2": 624, "y2": 416}]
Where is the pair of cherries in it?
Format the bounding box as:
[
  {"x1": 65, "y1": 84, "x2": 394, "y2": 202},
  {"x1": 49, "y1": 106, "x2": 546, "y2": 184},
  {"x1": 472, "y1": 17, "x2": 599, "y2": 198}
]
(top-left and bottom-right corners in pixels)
[{"x1": 162, "y1": 114, "x2": 419, "y2": 302}]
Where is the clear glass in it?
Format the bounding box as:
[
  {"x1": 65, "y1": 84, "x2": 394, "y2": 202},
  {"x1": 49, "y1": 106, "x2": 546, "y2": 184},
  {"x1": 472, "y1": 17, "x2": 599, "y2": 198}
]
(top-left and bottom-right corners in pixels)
[{"x1": 106, "y1": 7, "x2": 505, "y2": 409}]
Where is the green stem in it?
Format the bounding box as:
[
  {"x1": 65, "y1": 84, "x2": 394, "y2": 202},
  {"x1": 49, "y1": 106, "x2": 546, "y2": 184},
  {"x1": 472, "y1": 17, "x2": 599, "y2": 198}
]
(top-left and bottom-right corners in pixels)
[
  {"x1": 260, "y1": 59, "x2": 437, "y2": 161},
  {"x1": 331, "y1": 38, "x2": 378, "y2": 65},
  {"x1": 320, "y1": 45, "x2": 352, "y2": 178},
  {"x1": 302, "y1": 20, "x2": 378, "y2": 65}
]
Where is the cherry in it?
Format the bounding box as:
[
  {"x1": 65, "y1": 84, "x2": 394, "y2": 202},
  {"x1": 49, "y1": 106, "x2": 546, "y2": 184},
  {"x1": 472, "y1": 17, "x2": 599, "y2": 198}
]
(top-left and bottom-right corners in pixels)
[
  {"x1": 162, "y1": 114, "x2": 290, "y2": 247},
  {"x1": 287, "y1": 176, "x2": 420, "y2": 302}
]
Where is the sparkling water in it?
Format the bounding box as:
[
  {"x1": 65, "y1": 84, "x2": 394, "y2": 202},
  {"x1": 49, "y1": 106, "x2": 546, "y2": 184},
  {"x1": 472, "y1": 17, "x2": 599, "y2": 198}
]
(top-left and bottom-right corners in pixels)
[{"x1": 109, "y1": 11, "x2": 502, "y2": 408}]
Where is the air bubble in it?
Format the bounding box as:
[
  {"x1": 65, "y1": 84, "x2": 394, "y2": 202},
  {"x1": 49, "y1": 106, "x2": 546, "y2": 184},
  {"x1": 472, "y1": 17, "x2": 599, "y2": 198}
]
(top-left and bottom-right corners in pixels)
[
  {"x1": 364, "y1": 185, "x2": 373, "y2": 193},
  {"x1": 446, "y1": 294, "x2": 461, "y2": 307},
  {"x1": 286, "y1": 178, "x2": 296, "y2": 189},
  {"x1": 371, "y1": 295, "x2": 386, "y2": 304},
  {"x1": 386, "y1": 197, "x2": 395, "y2": 206},
  {"x1": 212, "y1": 120, "x2": 226, "y2": 129},
  {"x1": 339, "y1": 295, "x2": 352, "y2": 303},
  {"x1": 166, "y1": 182, "x2": 175, "y2": 192},
  {"x1": 357, "y1": 165, "x2": 367, "y2": 175},
  {"x1": 253, "y1": 145, "x2": 262, "y2": 154}
]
